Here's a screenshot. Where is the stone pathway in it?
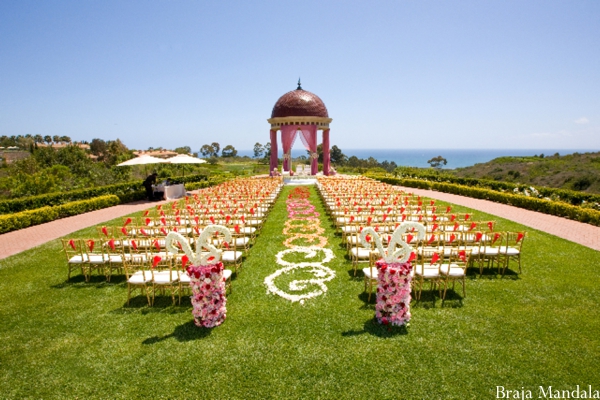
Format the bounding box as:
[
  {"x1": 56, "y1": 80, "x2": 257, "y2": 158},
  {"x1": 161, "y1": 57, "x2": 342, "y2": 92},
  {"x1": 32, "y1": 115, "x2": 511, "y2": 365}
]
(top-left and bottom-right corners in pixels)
[
  {"x1": 396, "y1": 186, "x2": 600, "y2": 251},
  {"x1": 0, "y1": 199, "x2": 169, "y2": 260},
  {"x1": 1, "y1": 185, "x2": 599, "y2": 261}
]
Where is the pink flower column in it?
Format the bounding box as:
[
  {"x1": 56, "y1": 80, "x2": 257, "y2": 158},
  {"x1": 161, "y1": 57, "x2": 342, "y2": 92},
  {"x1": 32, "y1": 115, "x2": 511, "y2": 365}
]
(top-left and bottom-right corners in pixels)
[
  {"x1": 269, "y1": 129, "x2": 278, "y2": 176},
  {"x1": 322, "y1": 129, "x2": 330, "y2": 176},
  {"x1": 375, "y1": 260, "x2": 413, "y2": 327},
  {"x1": 187, "y1": 263, "x2": 227, "y2": 328}
]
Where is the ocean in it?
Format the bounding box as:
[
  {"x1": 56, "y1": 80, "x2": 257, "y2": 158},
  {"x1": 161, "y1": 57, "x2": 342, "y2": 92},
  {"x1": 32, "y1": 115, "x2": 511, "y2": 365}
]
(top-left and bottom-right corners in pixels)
[{"x1": 237, "y1": 148, "x2": 594, "y2": 169}]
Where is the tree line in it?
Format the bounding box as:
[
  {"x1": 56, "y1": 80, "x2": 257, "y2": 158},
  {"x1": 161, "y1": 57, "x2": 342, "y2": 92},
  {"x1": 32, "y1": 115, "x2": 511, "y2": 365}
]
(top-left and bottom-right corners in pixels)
[{"x1": 199, "y1": 142, "x2": 238, "y2": 158}]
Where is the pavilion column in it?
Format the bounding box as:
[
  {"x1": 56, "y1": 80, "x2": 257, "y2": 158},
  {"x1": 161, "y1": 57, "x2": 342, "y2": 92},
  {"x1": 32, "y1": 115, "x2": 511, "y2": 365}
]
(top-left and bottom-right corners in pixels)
[
  {"x1": 322, "y1": 129, "x2": 330, "y2": 176},
  {"x1": 311, "y1": 128, "x2": 318, "y2": 175},
  {"x1": 269, "y1": 129, "x2": 278, "y2": 176}
]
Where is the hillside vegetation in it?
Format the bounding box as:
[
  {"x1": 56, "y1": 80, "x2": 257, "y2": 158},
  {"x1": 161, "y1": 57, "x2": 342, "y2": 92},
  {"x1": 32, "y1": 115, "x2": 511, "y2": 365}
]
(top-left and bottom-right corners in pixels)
[{"x1": 452, "y1": 151, "x2": 600, "y2": 194}]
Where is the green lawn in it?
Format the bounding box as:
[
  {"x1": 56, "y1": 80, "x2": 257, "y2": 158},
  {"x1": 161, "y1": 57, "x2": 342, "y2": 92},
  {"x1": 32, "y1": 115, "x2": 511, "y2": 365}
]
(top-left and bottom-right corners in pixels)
[{"x1": 1, "y1": 185, "x2": 599, "y2": 399}]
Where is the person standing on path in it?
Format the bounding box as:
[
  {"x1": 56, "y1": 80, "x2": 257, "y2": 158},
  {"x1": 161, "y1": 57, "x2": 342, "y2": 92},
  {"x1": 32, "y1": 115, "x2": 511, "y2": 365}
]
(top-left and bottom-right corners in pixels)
[{"x1": 143, "y1": 172, "x2": 158, "y2": 201}]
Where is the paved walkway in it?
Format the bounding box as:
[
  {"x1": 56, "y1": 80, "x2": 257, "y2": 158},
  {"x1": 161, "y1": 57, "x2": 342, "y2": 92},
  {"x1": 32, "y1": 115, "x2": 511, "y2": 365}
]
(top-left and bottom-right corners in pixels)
[
  {"x1": 1, "y1": 186, "x2": 599, "y2": 261},
  {"x1": 0, "y1": 199, "x2": 169, "y2": 260},
  {"x1": 396, "y1": 186, "x2": 600, "y2": 251}
]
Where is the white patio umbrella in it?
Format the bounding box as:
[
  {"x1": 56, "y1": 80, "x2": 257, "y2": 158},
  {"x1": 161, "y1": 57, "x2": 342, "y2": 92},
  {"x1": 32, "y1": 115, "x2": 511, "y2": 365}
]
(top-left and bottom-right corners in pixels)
[
  {"x1": 117, "y1": 154, "x2": 169, "y2": 175},
  {"x1": 166, "y1": 154, "x2": 207, "y2": 176}
]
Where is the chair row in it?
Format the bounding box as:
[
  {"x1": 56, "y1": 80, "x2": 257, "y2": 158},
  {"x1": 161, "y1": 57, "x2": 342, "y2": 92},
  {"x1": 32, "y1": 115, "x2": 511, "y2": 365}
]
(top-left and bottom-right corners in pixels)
[
  {"x1": 347, "y1": 230, "x2": 525, "y2": 277},
  {"x1": 62, "y1": 178, "x2": 283, "y2": 305},
  {"x1": 362, "y1": 247, "x2": 472, "y2": 305}
]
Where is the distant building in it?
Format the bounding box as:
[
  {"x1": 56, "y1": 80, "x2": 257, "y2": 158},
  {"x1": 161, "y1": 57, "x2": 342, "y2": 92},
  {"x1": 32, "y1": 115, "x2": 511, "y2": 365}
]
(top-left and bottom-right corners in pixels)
[
  {"x1": 133, "y1": 150, "x2": 179, "y2": 159},
  {"x1": 36, "y1": 142, "x2": 90, "y2": 150},
  {"x1": 0, "y1": 149, "x2": 30, "y2": 164}
]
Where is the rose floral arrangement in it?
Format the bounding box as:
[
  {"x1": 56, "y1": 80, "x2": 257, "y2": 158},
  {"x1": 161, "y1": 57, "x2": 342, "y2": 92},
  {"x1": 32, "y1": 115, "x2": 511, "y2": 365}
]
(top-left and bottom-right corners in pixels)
[
  {"x1": 375, "y1": 260, "x2": 413, "y2": 326},
  {"x1": 166, "y1": 226, "x2": 231, "y2": 328},
  {"x1": 360, "y1": 222, "x2": 426, "y2": 327},
  {"x1": 186, "y1": 262, "x2": 227, "y2": 328}
]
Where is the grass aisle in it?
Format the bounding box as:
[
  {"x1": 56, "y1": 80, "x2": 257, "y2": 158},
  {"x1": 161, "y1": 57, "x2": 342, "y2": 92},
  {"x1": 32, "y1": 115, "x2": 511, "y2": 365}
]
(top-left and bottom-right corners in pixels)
[{"x1": 0, "y1": 184, "x2": 599, "y2": 398}]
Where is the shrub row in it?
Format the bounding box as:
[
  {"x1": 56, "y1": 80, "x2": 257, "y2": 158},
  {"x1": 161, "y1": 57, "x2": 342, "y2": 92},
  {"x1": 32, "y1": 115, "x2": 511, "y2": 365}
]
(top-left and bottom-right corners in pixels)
[
  {"x1": 0, "y1": 195, "x2": 121, "y2": 234},
  {"x1": 369, "y1": 175, "x2": 600, "y2": 227},
  {"x1": 0, "y1": 175, "x2": 227, "y2": 234},
  {"x1": 164, "y1": 174, "x2": 208, "y2": 185},
  {"x1": 0, "y1": 181, "x2": 143, "y2": 214},
  {"x1": 393, "y1": 169, "x2": 600, "y2": 208},
  {"x1": 0, "y1": 174, "x2": 208, "y2": 215}
]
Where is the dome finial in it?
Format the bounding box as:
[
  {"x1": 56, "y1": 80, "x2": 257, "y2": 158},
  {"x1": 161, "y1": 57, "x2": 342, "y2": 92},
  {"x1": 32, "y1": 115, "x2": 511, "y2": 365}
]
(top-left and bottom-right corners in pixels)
[{"x1": 297, "y1": 77, "x2": 302, "y2": 90}]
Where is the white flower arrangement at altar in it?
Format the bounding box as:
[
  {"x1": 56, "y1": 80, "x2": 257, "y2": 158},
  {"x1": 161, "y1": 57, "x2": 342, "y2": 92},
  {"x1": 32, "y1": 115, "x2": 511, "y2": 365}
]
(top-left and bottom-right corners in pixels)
[
  {"x1": 360, "y1": 222, "x2": 425, "y2": 327},
  {"x1": 166, "y1": 225, "x2": 232, "y2": 328}
]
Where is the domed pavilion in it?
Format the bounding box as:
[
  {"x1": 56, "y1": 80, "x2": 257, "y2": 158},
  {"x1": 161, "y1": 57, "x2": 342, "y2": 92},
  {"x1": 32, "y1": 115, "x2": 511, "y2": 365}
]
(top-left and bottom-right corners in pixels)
[{"x1": 268, "y1": 80, "x2": 333, "y2": 176}]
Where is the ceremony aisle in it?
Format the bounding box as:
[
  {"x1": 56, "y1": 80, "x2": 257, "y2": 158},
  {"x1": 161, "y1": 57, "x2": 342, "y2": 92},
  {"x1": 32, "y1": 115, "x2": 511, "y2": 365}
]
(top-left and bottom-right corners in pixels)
[{"x1": 0, "y1": 182, "x2": 599, "y2": 398}]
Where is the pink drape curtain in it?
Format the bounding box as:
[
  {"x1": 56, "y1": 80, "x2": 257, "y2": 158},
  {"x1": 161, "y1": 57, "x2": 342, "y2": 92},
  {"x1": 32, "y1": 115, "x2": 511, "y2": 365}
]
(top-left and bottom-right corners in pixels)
[
  {"x1": 269, "y1": 130, "x2": 278, "y2": 176},
  {"x1": 297, "y1": 125, "x2": 318, "y2": 175},
  {"x1": 322, "y1": 129, "x2": 330, "y2": 176},
  {"x1": 280, "y1": 125, "x2": 299, "y2": 172}
]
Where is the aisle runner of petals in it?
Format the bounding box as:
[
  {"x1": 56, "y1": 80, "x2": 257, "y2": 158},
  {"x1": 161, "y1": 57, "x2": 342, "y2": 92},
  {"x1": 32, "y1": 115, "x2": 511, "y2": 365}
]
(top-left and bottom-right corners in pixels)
[{"x1": 264, "y1": 187, "x2": 335, "y2": 304}]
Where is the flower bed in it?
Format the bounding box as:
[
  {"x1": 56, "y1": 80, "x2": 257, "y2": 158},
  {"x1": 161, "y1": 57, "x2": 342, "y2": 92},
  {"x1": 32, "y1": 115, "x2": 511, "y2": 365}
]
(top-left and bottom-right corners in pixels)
[{"x1": 264, "y1": 187, "x2": 336, "y2": 304}]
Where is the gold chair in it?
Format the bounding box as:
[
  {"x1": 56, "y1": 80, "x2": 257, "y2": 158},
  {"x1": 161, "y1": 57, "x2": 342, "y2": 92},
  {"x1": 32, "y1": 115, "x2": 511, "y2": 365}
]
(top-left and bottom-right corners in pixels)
[
  {"x1": 220, "y1": 235, "x2": 243, "y2": 276},
  {"x1": 414, "y1": 249, "x2": 443, "y2": 301},
  {"x1": 498, "y1": 232, "x2": 526, "y2": 276},
  {"x1": 104, "y1": 237, "x2": 124, "y2": 282},
  {"x1": 149, "y1": 253, "x2": 179, "y2": 306},
  {"x1": 62, "y1": 238, "x2": 85, "y2": 281},
  {"x1": 478, "y1": 231, "x2": 504, "y2": 276},
  {"x1": 362, "y1": 249, "x2": 383, "y2": 302},
  {"x1": 123, "y1": 239, "x2": 151, "y2": 306},
  {"x1": 350, "y1": 230, "x2": 375, "y2": 276},
  {"x1": 439, "y1": 249, "x2": 471, "y2": 305},
  {"x1": 81, "y1": 238, "x2": 107, "y2": 282}
]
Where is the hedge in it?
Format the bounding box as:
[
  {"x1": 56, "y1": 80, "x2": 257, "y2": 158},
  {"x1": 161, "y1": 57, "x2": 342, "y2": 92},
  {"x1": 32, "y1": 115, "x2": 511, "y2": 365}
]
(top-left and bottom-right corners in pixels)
[
  {"x1": 368, "y1": 174, "x2": 600, "y2": 227},
  {"x1": 0, "y1": 195, "x2": 121, "y2": 234},
  {"x1": 391, "y1": 170, "x2": 600, "y2": 208},
  {"x1": 0, "y1": 175, "x2": 226, "y2": 234},
  {"x1": 0, "y1": 174, "x2": 208, "y2": 215},
  {"x1": 0, "y1": 181, "x2": 142, "y2": 214}
]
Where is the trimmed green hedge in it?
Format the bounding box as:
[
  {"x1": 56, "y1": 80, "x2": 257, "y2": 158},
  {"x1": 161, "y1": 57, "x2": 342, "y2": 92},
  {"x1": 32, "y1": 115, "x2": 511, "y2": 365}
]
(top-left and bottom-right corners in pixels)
[
  {"x1": 391, "y1": 169, "x2": 600, "y2": 208},
  {"x1": 0, "y1": 181, "x2": 142, "y2": 214},
  {"x1": 0, "y1": 174, "x2": 208, "y2": 215},
  {"x1": 185, "y1": 180, "x2": 213, "y2": 191},
  {"x1": 163, "y1": 174, "x2": 208, "y2": 185},
  {"x1": 0, "y1": 175, "x2": 226, "y2": 234},
  {"x1": 0, "y1": 195, "x2": 121, "y2": 234},
  {"x1": 369, "y1": 175, "x2": 600, "y2": 227}
]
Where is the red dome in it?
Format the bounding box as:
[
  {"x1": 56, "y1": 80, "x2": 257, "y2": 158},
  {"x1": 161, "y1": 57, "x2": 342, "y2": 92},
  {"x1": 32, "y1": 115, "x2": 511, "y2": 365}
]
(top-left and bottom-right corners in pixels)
[{"x1": 271, "y1": 88, "x2": 329, "y2": 118}]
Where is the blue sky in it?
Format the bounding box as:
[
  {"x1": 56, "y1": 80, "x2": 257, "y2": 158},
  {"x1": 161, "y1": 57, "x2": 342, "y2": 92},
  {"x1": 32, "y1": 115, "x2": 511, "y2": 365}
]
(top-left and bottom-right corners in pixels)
[{"x1": 1, "y1": 0, "x2": 599, "y2": 152}]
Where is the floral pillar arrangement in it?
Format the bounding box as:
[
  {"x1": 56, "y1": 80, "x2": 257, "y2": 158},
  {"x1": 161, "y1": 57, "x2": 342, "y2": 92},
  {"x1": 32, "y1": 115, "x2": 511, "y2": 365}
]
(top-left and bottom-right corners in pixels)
[
  {"x1": 360, "y1": 222, "x2": 426, "y2": 327},
  {"x1": 186, "y1": 262, "x2": 226, "y2": 328},
  {"x1": 166, "y1": 225, "x2": 232, "y2": 328}
]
